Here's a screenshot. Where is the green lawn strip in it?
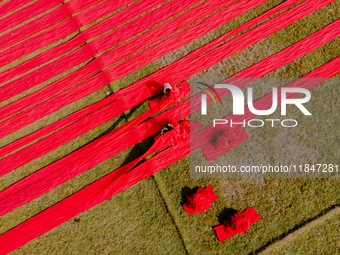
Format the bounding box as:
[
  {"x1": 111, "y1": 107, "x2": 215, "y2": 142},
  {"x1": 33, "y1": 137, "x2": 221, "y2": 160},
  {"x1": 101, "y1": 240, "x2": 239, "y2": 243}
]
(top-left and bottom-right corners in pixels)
[{"x1": 261, "y1": 207, "x2": 340, "y2": 254}]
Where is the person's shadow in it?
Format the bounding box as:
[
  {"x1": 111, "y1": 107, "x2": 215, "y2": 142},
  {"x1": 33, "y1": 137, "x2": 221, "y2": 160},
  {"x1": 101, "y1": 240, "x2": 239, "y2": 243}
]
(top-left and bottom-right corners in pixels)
[{"x1": 180, "y1": 186, "x2": 199, "y2": 206}]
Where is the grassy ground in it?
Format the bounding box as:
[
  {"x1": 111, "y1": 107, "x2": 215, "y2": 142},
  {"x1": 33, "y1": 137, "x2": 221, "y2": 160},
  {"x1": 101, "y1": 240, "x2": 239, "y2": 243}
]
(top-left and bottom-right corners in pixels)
[{"x1": 0, "y1": 0, "x2": 339, "y2": 254}]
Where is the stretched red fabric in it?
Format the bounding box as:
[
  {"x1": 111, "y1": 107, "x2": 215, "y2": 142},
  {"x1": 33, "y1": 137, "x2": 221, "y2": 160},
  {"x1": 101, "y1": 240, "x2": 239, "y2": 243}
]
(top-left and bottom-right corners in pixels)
[
  {"x1": 2, "y1": 54, "x2": 338, "y2": 216},
  {"x1": 0, "y1": 83, "x2": 192, "y2": 213},
  {"x1": 0, "y1": 0, "x2": 146, "y2": 85},
  {"x1": 0, "y1": 0, "x2": 165, "y2": 69},
  {"x1": 0, "y1": 102, "x2": 191, "y2": 209},
  {"x1": 183, "y1": 185, "x2": 219, "y2": 215},
  {"x1": 0, "y1": 0, "x2": 64, "y2": 34},
  {"x1": 0, "y1": 0, "x2": 300, "y2": 159},
  {"x1": 0, "y1": 0, "x2": 332, "y2": 172},
  {"x1": 0, "y1": 59, "x2": 338, "y2": 251},
  {"x1": 0, "y1": 0, "x2": 300, "y2": 87},
  {"x1": 0, "y1": 0, "x2": 236, "y2": 111},
  {"x1": 0, "y1": 0, "x2": 302, "y2": 158},
  {"x1": 0, "y1": 0, "x2": 319, "y2": 138},
  {"x1": 214, "y1": 207, "x2": 261, "y2": 241},
  {"x1": 0, "y1": 127, "x2": 194, "y2": 254},
  {"x1": 0, "y1": 0, "x2": 131, "y2": 52},
  {"x1": 0, "y1": 0, "x2": 33, "y2": 18}
]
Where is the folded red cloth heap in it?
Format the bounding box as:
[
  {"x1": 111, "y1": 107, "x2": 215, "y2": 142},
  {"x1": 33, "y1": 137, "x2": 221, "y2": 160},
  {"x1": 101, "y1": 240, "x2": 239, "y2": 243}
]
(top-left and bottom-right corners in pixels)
[
  {"x1": 201, "y1": 127, "x2": 249, "y2": 161},
  {"x1": 183, "y1": 185, "x2": 219, "y2": 215},
  {"x1": 214, "y1": 207, "x2": 261, "y2": 242}
]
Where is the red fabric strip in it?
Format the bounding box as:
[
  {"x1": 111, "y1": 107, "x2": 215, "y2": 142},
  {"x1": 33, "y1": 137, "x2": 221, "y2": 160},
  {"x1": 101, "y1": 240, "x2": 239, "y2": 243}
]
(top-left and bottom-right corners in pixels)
[
  {"x1": 0, "y1": 0, "x2": 33, "y2": 18},
  {"x1": 0, "y1": 98, "x2": 191, "y2": 207},
  {"x1": 0, "y1": 0, "x2": 124, "y2": 52},
  {"x1": 1, "y1": 52, "x2": 338, "y2": 249},
  {"x1": 192, "y1": 56, "x2": 340, "y2": 152},
  {"x1": 0, "y1": 57, "x2": 338, "y2": 252},
  {"x1": 1, "y1": 26, "x2": 338, "y2": 212},
  {"x1": 0, "y1": 138, "x2": 191, "y2": 255},
  {"x1": 0, "y1": 0, "x2": 139, "y2": 84},
  {"x1": 0, "y1": 0, "x2": 275, "y2": 135},
  {"x1": 0, "y1": 0, "x2": 268, "y2": 171},
  {"x1": 0, "y1": 0, "x2": 301, "y2": 158},
  {"x1": 0, "y1": 0, "x2": 162, "y2": 68},
  {"x1": 0, "y1": 0, "x2": 64, "y2": 34},
  {"x1": 0, "y1": 0, "x2": 227, "y2": 106},
  {"x1": 0, "y1": 0, "x2": 330, "y2": 171}
]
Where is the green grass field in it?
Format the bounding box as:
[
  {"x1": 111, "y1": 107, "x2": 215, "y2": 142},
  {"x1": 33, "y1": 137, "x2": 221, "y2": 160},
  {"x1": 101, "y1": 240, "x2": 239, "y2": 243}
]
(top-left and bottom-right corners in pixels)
[{"x1": 0, "y1": 0, "x2": 339, "y2": 254}]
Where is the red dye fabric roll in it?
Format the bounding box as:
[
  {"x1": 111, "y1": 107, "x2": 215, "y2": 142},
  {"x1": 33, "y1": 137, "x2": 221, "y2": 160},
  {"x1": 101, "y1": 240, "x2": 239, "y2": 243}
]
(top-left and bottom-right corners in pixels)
[
  {"x1": 1, "y1": 0, "x2": 316, "y2": 137},
  {"x1": 0, "y1": 0, "x2": 207, "y2": 103},
  {"x1": 183, "y1": 185, "x2": 219, "y2": 215},
  {"x1": 0, "y1": 0, "x2": 64, "y2": 34},
  {"x1": 0, "y1": 132, "x2": 193, "y2": 254},
  {"x1": 0, "y1": 0, "x2": 333, "y2": 173},
  {"x1": 214, "y1": 207, "x2": 261, "y2": 242},
  {"x1": 0, "y1": 0, "x2": 302, "y2": 158}
]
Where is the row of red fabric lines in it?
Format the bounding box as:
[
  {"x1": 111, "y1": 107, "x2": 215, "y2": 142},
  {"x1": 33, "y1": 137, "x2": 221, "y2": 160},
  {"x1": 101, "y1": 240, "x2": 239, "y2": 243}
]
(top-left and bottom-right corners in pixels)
[
  {"x1": 0, "y1": 55, "x2": 338, "y2": 254},
  {"x1": 0, "y1": 0, "x2": 268, "y2": 154},
  {"x1": 0, "y1": 0, "x2": 250, "y2": 123},
  {"x1": 0, "y1": 0, "x2": 64, "y2": 34},
  {"x1": 0, "y1": 0, "x2": 137, "y2": 65},
  {"x1": 0, "y1": 0, "x2": 334, "y2": 174},
  {"x1": 0, "y1": 0, "x2": 336, "y2": 251},
  {"x1": 0, "y1": 0, "x2": 166, "y2": 85},
  {"x1": 0, "y1": 0, "x2": 186, "y2": 97},
  {"x1": 0, "y1": 8, "x2": 338, "y2": 223}
]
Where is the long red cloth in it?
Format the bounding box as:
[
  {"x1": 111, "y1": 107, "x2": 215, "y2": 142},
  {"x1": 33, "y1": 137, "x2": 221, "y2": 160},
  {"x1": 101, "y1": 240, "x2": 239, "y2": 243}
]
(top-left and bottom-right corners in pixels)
[
  {"x1": 0, "y1": 0, "x2": 155, "y2": 68},
  {"x1": 0, "y1": 0, "x2": 300, "y2": 88},
  {"x1": 0, "y1": 0, "x2": 326, "y2": 139},
  {"x1": 1, "y1": 27, "x2": 338, "y2": 215},
  {"x1": 0, "y1": 0, "x2": 35, "y2": 19},
  {"x1": 0, "y1": 0, "x2": 143, "y2": 84},
  {"x1": 0, "y1": 0, "x2": 245, "y2": 118},
  {"x1": 0, "y1": 0, "x2": 334, "y2": 172},
  {"x1": 0, "y1": 0, "x2": 302, "y2": 159},
  {"x1": 0, "y1": 0, "x2": 200, "y2": 102},
  {"x1": 0, "y1": 58, "x2": 338, "y2": 254},
  {"x1": 0, "y1": 0, "x2": 65, "y2": 34},
  {"x1": 0, "y1": 0, "x2": 113, "y2": 52},
  {"x1": 0, "y1": 127, "x2": 193, "y2": 254},
  {"x1": 0, "y1": 82, "x2": 191, "y2": 215}
]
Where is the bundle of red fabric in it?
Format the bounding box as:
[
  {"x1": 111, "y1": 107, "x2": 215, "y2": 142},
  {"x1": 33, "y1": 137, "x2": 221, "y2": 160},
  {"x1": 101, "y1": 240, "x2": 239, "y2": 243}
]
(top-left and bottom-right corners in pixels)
[
  {"x1": 201, "y1": 127, "x2": 249, "y2": 161},
  {"x1": 214, "y1": 207, "x2": 261, "y2": 242},
  {"x1": 183, "y1": 185, "x2": 219, "y2": 215}
]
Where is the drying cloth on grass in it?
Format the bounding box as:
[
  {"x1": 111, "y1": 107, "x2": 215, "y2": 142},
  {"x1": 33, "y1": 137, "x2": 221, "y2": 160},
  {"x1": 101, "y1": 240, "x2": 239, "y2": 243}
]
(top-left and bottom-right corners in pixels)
[{"x1": 183, "y1": 185, "x2": 219, "y2": 215}]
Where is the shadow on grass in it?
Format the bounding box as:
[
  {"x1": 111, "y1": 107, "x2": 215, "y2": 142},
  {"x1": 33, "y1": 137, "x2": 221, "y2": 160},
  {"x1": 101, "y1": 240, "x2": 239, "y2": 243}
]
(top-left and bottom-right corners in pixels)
[
  {"x1": 217, "y1": 208, "x2": 238, "y2": 225},
  {"x1": 180, "y1": 186, "x2": 199, "y2": 206}
]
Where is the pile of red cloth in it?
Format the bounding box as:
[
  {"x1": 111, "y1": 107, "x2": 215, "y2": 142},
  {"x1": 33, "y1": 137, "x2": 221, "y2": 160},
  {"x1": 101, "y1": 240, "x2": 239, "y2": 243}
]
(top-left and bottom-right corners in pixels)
[
  {"x1": 183, "y1": 185, "x2": 219, "y2": 215},
  {"x1": 214, "y1": 207, "x2": 261, "y2": 241}
]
